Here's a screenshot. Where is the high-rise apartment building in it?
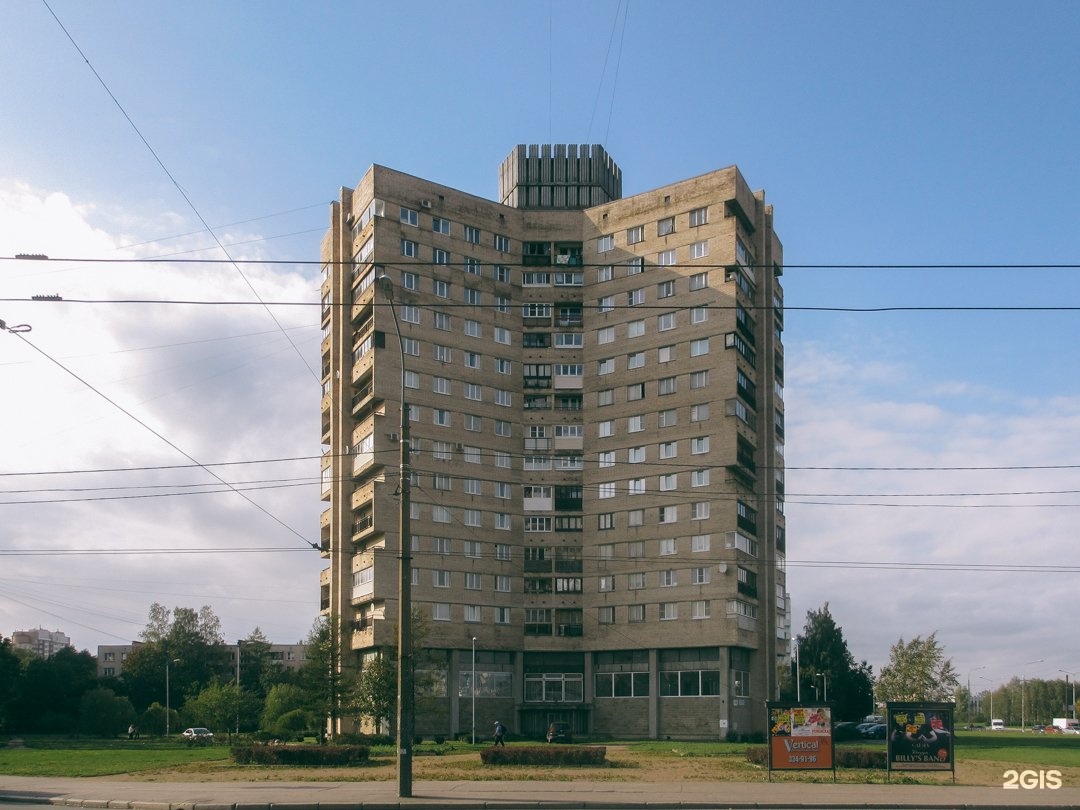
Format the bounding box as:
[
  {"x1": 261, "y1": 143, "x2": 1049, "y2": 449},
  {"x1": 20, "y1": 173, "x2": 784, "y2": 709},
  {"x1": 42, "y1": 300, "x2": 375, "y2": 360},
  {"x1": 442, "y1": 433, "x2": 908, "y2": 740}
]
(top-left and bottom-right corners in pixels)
[{"x1": 319, "y1": 145, "x2": 788, "y2": 739}]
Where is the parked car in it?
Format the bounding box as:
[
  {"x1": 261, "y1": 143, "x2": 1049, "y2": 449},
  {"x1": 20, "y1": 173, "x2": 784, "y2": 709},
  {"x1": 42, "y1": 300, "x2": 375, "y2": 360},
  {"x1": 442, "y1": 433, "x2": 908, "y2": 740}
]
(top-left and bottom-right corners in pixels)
[
  {"x1": 1032, "y1": 724, "x2": 1045, "y2": 733},
  {"x1": 546, "y1": 721, "x2": 572, "y2": 743},
  {"x1": 861, "y1": 723, "x2": 886, "y2": 739},
  {"x1": 833, "y1": 722, "x2": 863, "y2": 741},
  {"x1": 1043, "y1": 724, "x2": 1062, "y2": 734},
  {"x1": 990, "y1": 718, "x2": 1006, "y2": 731},
  {"x1": 181, "y1": 727, "x2": 214, "y2": 745}
]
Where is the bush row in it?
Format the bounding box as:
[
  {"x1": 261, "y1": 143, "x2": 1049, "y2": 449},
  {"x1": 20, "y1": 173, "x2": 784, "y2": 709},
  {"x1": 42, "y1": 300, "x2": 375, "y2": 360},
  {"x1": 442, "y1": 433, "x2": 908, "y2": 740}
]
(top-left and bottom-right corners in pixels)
[
  {"x1": 480, "y1": 745, "x2": 607, "y2": 766},
  {"x1": 745, "y1": 746, "x2": 886, "y2": 769},
  {"x1": 231, "y1": 744, "x2": 369, "y2": 766}
]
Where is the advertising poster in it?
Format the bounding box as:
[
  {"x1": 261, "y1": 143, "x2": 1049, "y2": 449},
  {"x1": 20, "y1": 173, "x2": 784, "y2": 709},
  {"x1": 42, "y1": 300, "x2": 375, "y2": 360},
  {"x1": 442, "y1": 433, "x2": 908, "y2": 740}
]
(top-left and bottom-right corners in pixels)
[
  {"x1": 766, "y1": 703, "x2": 834, "y2": 771},
  {"x1": 885, "y1": 702, "x2": 955, "y2": 773}
]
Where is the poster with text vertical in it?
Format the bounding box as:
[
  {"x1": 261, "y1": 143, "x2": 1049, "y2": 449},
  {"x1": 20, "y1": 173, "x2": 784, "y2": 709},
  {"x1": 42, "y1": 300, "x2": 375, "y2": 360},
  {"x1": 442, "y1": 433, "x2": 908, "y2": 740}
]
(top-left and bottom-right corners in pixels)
[
  {"x1": 885, "y1": 702, "x2": 955, "y2": 773},
  {"x1": 766, "y1": 703, "x2": 834, "y2": 771}
]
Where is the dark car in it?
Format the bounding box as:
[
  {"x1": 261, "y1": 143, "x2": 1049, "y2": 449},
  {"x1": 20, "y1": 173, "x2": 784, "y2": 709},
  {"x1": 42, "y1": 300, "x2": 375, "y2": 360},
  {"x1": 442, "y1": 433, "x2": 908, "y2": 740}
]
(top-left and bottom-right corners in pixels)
[
  {"x1": 861, "y1": 723, "x2": 886, "y2": 739},
  {"x1": 833, "y1": 721, "x2": 863, "y2": 741},
  {"x1": 546, "y1": 721, "x2": 572, "y2": 743}
]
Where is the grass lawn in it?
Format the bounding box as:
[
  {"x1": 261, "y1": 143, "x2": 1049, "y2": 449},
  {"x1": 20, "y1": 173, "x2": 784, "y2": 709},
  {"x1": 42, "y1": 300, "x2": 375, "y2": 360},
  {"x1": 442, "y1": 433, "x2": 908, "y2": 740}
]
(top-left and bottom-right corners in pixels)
[{"x1": 0, "y1": 738, "x2": 230, "y2": 777}]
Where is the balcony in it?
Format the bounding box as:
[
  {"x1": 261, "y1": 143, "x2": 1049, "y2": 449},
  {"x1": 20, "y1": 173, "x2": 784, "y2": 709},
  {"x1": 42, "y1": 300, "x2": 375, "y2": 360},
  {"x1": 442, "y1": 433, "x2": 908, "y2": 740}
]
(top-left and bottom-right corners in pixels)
[{"x1": 557, "y1": 624, "x2": 583, "y2": 637}]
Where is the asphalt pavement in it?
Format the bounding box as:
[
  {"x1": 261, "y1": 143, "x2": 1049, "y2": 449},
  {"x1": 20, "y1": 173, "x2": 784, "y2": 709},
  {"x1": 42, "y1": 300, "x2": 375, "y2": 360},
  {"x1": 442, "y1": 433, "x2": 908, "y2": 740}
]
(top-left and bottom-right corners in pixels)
[{"x1": 2, "y1": 775, "x2": 1080, "y2": 810}]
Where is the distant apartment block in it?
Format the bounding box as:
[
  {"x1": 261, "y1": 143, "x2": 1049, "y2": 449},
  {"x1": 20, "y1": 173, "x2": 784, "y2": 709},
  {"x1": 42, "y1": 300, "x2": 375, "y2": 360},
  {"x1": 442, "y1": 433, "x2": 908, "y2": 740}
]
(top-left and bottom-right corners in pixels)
[
  {"x1": 96, "y1": 641, "x2": 308, "y2": 679},
  {"x1": 319, "y1": 144, "x2": 789, "y2": 739},
  {"x1": 12, "y1": 627, "x2": 72, "y2": 658}
]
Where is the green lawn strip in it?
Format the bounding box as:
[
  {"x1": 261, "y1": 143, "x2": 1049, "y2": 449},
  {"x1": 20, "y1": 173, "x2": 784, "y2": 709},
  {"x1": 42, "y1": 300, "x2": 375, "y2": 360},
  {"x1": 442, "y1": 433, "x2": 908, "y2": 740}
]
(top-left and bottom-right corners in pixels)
[{"x1": 0, "y1": 746, "x2": 229, "y2": 777}]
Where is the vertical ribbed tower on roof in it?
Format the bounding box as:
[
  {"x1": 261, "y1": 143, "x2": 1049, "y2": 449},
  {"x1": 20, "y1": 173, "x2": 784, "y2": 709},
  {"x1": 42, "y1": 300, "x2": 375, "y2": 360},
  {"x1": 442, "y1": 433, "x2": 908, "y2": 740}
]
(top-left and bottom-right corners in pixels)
[{"x1": 499, "y1": 144, "x2": 622, "y2": 209}]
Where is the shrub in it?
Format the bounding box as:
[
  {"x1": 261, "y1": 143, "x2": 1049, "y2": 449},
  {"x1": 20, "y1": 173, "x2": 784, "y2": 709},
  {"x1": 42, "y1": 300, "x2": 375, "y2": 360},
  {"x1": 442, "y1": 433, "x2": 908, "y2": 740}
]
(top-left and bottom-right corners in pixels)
[
  {"x1": 480, "y1": 745, "x2": 606, "y2": 766},
  {"x1": 334, "y1": 732, "x2": 393, "y2": 746},
  {"x1": 231, "y1": 744, "x2": 369, "y2": 767}
]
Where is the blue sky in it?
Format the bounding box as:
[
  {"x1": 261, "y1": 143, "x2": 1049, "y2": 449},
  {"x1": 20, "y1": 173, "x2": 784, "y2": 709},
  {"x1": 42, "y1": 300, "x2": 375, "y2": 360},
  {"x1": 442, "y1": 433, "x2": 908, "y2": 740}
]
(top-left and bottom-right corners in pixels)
[{"x1": 2, "y1": 1, "x2": 1079, "y2": 690}]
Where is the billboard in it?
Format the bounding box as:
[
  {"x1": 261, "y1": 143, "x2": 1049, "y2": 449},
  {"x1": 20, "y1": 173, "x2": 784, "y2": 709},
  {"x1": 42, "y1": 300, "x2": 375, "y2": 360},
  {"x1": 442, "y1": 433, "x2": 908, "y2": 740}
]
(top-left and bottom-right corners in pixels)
[
  {"x1": 885, "y1": 702, "x2": 955, "y2": 773},
  {"x1": 766, "y1": 703, "x2": 834, "y2": 771}
]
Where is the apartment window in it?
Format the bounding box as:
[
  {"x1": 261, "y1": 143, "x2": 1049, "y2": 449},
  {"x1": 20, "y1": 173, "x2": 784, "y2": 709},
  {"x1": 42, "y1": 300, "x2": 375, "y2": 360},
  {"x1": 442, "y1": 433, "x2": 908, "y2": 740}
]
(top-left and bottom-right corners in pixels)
[
  {"x1": 659, "y1": 473, "x2": 677, "y2": 491},
  {"x1": 494, "y1": 327, "x2": 511, "y2": 345},
  {"x1": 691, "y1": 403, "x2": 709, "y2": 422},
  {"x1": 555, "y1": 332, "x2": 583, "y2": 347},
  {"x1": 494, "y1": 607, "x2": 511, "y2": 625},
  {"x1": 692, "y1": 534, "x2": 711, "y2": 552},
  {"x1": 495, "y1": 420, "x2": 511, "y2": 437},
  {"x1": 403, "y1": 370, "x2": 420, "y2": 389},
  {"x1": 525, "y1": 517, "x2": 552, "y2": 532},
  {"x1": 495, "y1": 292, "x2": 511, "y2": 310},
  {"x1": 433, "y1": 344, "x2": 452, "y2": 363},
  {"x1": 626, "y1": 256, "x2": 645, "y2": 275},
  {"x1": 463, "y1": 414, "x2": 481, "y2": 432},
  {"x1": 400, "y1": 206, "x2": 418, "y2": 226},
  {"x1": 463, "y1": 605, "x2": 481, "y2": 624},
  {"x1": 627, "y1": 446, "x2": 645, "y2": 463},
  {"x1": 597, "y1": 265, "x2": 613, "y2": 282},
  {"x1": 495, "y1": 481, "x2": 511, "y2": 499},
  {"x1": 598, "y1": 295, "x2": 614, "y2": 313},
  {"x1": 597, "y1": 390, "x2": 614, "y2": 408},
  {"x1": 691, "y1": 306, "x2": 708, "y2": 324},
  {"x1": 495, "y1": 451, "x2": 510, "y2": 467},
  {"x1": 689, "y1": 206, "x2": 708, "y2": 227},
  {"x1": 495, "y1": 574, "x2": 511, "y2": 592},
  {"x1": 690, "y1": 370, "x2": 709, "y2": 389},
  {"x1": 464, "y1": 572, "x2": 482, "y2": 590},
  {"x1": 628, "y1": 604, "x2": 645, "y2": 623},
  {"x1": 597, "y1": 234, "x2": 614, "y2": 253},
  {"x1": 659, "y1": 538, "x2": 676, "y2": 555},
  {"x1": 495, "y1": 543, "x2": 512, "y2": 561},
  {"x1": 626, "y1": 224, "x2": 644, "y2": 244},
  {"x1": 627, "y1": 319, "x2": 645, "y2": 338},
  {"x1": 523, "y1": 271, "x2": 551, "y2": 286},
  {"x1": 464, "y1": 351, "x2": 480, "y2": 369},
  {"x1": 433, "y1": 249, "x2": 450, "y2": 268},
  {"x1": 692, "y1": 600, "x2": 711, "y2": 620},
  {"x1": 432, "y1": 506, "x2": 452, "y2": 524},
  {"x1": 627, "y1": 415, "x2": 644, "y2": 433},
  {"x1": 464, "y1": 290, "x2": 482, "y2": 309},
  {"x1": 659, "y1": 603, "x2": 678, "y2": 621},
  {"x1": 464, "y1": 479, "x2": 482, "y2": 495},
  {"x1": 432, "y1": 216, "x2": 450, "y2": 235},
  {"x1": 464, "y1": 225, "x2": 481, "y2": 244},
  {"x1": 658, "y1": 248, "x2": 676, "y2": 266},
  {"x1": 658, "y1": 216, "x2": 675, "y2": 236},
  {"x1": 464, "y1": 509, "x2": 482, "y2": 527},
  {"x1": 657, "y1": 279, "x2": 675, "y2": 299},
  {"x1": 659, "y1": 506, "x2": 678, "y2": 524},
  {"x1": 495, "y1": 390, "x2": 511, "y2": 407},
  {"x1": 432, "y1": 570, "x2": 452, "y2": 588},
  {"x1": 659, "y1": 441, "x2": 677, "y2": 459},
  {"x1": 627, "y1": 512, "x2": 644, "y2": 529},
  {"x1": 494, "y1": 233, "x2": 510, "y2": 252},
  {"x1": 661, "y1": 569, "x2": 677, "y2": 587},
  {"x1": 598, "y1": 420, "x2": 613, "y2": 437},
  {"x1": 690, "y1": 338, "x2": 709, "y2": 357},
  {"x1": 658, "y1": 345, "x2": 674, "y2": 363},
  {"x1": 658, "y1": 408, "x2": 677, "y2": 428},
  {"x1": 689, "y1": 240, "x2": 709, "y2": 259},
  {"x1": 658, "y1": 376, "x2": 676, "y2": 396},
  {"x1": 400, "y1": 239, "x2": 418, "y2": 257},
  {"x1": 692, "y1": 566, "x2": 710, "y2": 585},
  {"x1": 432, "y1": 441, "x2": 452, "y2": 461},
  {"x1": 627, "y1": 288, "x2": 644, "y2": 307},
  {"x1": 598, "y1": 482, "x2": 616, "y2": 499},
  {"x1": 598, "y1": 575, "x2": 615, "y2": 593},
  {"x1": 464, "y1": 382, "x2": 481, "y2": 401},
  {"x1": 598, "y1": 358, "x2": 614, "y2": 375},
  {"x1": 434, "y1": 473, "x2": 452, "y2": 491},
  {"x1": 495, "y1": 512, "x2": 511, "y2": 530},
  {"x1": 692, "y1": 469, "x2": 710, "y2": 487},
  {"x1": 689, "y1": 271, "x2": 709, "y2": 290},
  {"x1": 433, "y1": 376, "x2": 451, "y2": 395},
  {"x1": 628, "y1": 572, "x2": 646, "y2": 590},
  {"x1": 598, "y1": 514, "x2": 615, "y2": 530},
  {"x1": 495, "y1": 358, "x2": 511, "y2": 375},
  {"x1": 658, "y1": 312, "x2": 676, "y2": 331},
  {"x1": 627, "y1": 352, "x2": 645, "y2": 370},
  {"x1": 401, "y1": 305, "x2": 420, "y2": 324},
  {"x1": 692, "y1": 436, "x2": 710, "y2": 454},
  {"x1": 692, "y1": 501, "x2": 710, "y2": 520},
  {"x1": 402, "y1": 271, "x2": 419, "y2": 290},
  {"x1": 432, "y1": 603, "x2": 451, "y2": 621}
]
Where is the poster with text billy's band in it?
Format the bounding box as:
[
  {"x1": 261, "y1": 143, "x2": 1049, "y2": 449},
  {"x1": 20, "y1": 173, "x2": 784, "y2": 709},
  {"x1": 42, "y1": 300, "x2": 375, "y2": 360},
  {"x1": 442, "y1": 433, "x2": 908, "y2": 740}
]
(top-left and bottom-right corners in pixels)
[
  {"x1": 885, "y1": 702, "x2": 955, "y2": 773},
  {"x1": 766, "y1": 703, "x2": 834, "y2": 771}
]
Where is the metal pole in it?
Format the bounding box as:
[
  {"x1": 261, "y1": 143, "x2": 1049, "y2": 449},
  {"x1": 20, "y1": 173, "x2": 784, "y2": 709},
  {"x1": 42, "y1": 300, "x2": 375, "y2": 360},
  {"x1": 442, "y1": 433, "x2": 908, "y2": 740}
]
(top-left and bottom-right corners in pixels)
[
  {"x1": 165, "y1": 658, "x2": 170, "y2": 738},
  {"x1": 471, "y1": 637, "x2": 477, "y2": 745},
  {"x1": 794, "y1": 639, "x2": 800, "y2": 702},
  {"x1": 379, "y1": 275, "x2": 413, "y2": 798},
  {"x1": 235, "y1": 640, "x2": 241, "y2": 737}
]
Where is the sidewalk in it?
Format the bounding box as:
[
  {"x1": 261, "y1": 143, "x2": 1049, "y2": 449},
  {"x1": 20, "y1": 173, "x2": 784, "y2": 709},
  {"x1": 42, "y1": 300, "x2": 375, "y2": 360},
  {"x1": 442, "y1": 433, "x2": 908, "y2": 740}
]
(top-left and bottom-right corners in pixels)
[{"x1": 3, "y1": 775, "x2": 1080, "y2": 810}]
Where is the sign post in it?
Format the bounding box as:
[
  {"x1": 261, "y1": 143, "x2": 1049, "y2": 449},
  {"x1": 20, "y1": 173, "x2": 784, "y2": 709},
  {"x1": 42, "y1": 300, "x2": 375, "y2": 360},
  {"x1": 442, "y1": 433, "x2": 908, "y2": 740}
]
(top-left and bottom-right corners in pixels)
[
  {"x1": 766, "y1": 702, "x2": 835, "y2": 781},
  {"x1": 885, "y1": 702, "x2": 955, "y2": 783}
]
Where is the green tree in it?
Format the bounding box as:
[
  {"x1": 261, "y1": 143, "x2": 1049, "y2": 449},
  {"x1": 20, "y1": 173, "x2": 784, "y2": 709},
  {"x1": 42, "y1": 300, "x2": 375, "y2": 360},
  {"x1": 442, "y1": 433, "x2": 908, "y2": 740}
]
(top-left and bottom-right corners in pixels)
[
  {"x1": 0, "y1": 638, "x2": 20, "y2": 731},
  {"x1": 298, "y1": 617, "x2": 351, "y2": 733},
  {"x1": 138, "y1": 701, "x2": 177, "y2": 737},
  {"x1": 875, "y1": 632, "x2": 959, "y2": 702},
  {"x1": 79, "y1": 687, "x2": 136, "y2": 738},
  {"x1": 261, "y1": 683, "x2": 309, "y2": 732},
  {"x1": 351, "y1": 652, "x2": 397, "y2": 735},
  {"x1": 12, "y1": 647, "x2": 98, "y2": 732},
  {"x1": 790, "y1": 603, "x2": 874, "y2": 720}
]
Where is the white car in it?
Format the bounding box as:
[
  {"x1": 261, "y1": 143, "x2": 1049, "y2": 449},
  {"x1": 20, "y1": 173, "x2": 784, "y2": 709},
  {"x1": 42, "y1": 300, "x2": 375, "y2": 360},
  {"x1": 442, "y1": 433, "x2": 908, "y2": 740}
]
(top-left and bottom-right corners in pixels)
[{"x1": 181, "y1": 727, "x2": 214, "y2": 745}]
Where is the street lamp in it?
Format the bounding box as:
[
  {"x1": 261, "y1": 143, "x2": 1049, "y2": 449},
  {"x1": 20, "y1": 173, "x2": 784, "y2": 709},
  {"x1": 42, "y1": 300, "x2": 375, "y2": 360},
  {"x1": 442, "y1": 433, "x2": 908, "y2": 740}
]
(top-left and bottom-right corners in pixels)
[
  {"x1": 377, "y1": 274, "x2": 414, "y2": 798},
  {"x1": 979, "y1": 676, "x2": 995, "y2": 722},
  {"x1": 1058, "y1": 670, "x2": 1078, "y2": 721},
  {"x1": 471, "y1": 637, "x2": 477, "y2": 745},
  {"x1": 817, "y1": 673, "x2": 828, "y2": 703},
  {"x1": 165, "y1": 657, "x2": 181, "y2": 737},
  {"x1": 967, "y1": 666, "x2": 986, "y2": 721},
  {"x1": 793, "y1": 639, "x2": 800, "y2": 702},
  {"x1": 235, "y1": 639, "x2": 247, "y2": 737},
  {"x1": 1022, "y1": 659, "x2": 1044, "y2": 732}
]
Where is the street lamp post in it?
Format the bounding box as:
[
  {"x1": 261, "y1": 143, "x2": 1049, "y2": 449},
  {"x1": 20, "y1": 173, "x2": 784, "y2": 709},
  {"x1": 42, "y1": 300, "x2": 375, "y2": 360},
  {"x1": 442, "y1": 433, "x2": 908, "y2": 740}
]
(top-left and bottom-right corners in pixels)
[
  {"x1": 817, "y1": 673, "x2": 828, "y2": 703},
  {"x1": 794, "y1": 639, "x2": 800, "y2": 702},
  {"x1": 967, "y1": 666, "x2": 986, "y2": 721},
  {"x1": 1059, "y1": 670, "x2": 1078, "y2": 721},
  {"x1": 471, "y1": 637, "x2": 477, "y2": 745},
  {"x1": 235, "y1": 639, "x2": 245, "y2": 737},
  {"x1": 979, "y1": 676, "x2": 995, "y2": 722},
  {"x1": 378, "y1": 274, "x2": 413, "y2": 798},
  {"x1": 1022, "y1": 659, "x2": 1044, "y2": 732},
  {"x1": 165, "y1": 657, "x2": 180, "y2": 737}
]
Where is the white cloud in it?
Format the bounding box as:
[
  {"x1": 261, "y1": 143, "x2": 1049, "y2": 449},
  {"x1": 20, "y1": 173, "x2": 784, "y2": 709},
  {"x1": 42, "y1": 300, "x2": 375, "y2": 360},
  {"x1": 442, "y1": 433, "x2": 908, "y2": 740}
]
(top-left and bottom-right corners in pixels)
[{"x1": 0, "y1": 180, "x2": 325, "y2": 649}]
